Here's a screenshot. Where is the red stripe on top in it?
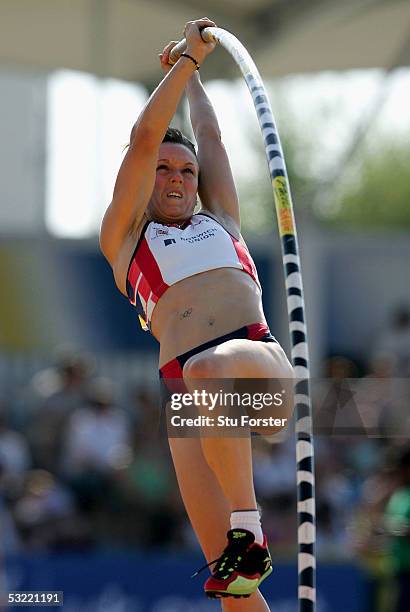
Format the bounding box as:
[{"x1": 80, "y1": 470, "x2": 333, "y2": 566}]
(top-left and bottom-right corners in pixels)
[
  {"x1": 231, "y1": 237, "x2": 259, "y2": 285},
  {"x1": 137, "y1": 274, "x2": 151, "y2": 304},
  {"x1": 128, "y1": 259, "x2": 141, "y2": 303},
  {"x1": 246, "y1": 323, "x2": 270, "y2": 341},
  {"x1": 136, "y1": 237, "x2": 169, "y2": 298}
]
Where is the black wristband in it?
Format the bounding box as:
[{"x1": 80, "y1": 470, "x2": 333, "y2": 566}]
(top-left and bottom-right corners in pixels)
[{"x1": 180, "y1": 53, "x2": 200, "y2": 70}]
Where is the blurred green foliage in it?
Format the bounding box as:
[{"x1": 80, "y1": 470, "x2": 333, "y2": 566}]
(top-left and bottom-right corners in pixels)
[
  {"x1": 236, "y1": 88, "x2": 319, "y2": 235},
  {"x1": 235, "y1": 84, "x2": 410, "y2": 234},
  {"x1": 328, "y1": 140, "x2": 410, "y2": 229}
]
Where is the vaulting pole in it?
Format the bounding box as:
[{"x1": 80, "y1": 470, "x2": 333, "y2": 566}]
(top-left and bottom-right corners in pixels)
[{"x1": 171, "y1": 28, "x2": 316, "y2": 611}]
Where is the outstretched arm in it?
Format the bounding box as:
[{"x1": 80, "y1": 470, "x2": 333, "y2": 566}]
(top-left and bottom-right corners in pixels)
[
  {"x1": 185, "y1": 71, "x2": 240, "y2": 229},
  {"x1": 100, "y1": 18, "x2": 216, "y2": 265}
]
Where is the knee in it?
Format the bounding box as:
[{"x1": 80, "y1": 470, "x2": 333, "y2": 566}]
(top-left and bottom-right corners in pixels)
[
  {"x1": 275, "y1": 346, "x2": 295, "y2": 382},
  {"x1": 280, "y1": 360, "x2": 295, "y2": 412},
  {"x1": 183, "y1": 354, "x2": 223, "y2": 380},
  {"x1": 251, "y1": 351, "x2": 295, "y2": 437},
  {"x1": 284, "y1": 357, "x2": 295, "y2": 381},
  {"x1": 268, "y1": 345, "x2": 295, "y2": 402},
  {"x1": 276, "y1": 351, "x2": 295, "y2": 414}
]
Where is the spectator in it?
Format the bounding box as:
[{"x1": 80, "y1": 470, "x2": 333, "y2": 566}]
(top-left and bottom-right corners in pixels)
[
  {"x1": 372, "y1": 305, "x2": 410, "y2": 377},
  {"x1": 61, "y1": 377, "x2": 131, "y2": 532},
  {"x1": 0, "y1": 410, "x2": 31, "y2": 477},
  {"x1": 12, "y1": 469, "x2": 80, "y2": 551},
  {"x1": 62, "y1": 377, "x2": 129, "y2": 476},
  {"x1": 24, "y1": 352, "x2": 94, "y2": 471},
  {"x1": 0, "y1": 463, "x2": 21, "y2": 554},
  {"x1": 384, "y1": 444, "x2": 410, "y2": 612}
]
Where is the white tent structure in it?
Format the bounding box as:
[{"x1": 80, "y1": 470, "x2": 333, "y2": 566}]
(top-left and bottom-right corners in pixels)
[{"x1": 0, "y1": 0, "x2": 409, "y2": 84}]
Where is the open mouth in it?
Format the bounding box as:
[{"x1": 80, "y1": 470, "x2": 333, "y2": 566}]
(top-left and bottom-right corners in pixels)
[{"x1": 167, "y1": 191, "x2": 183, "y2": 199}]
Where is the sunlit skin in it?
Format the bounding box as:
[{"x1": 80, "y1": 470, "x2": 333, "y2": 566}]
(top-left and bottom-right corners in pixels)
[{"x1": 147, "y1": 142, "x2": 199, "y2": 224}]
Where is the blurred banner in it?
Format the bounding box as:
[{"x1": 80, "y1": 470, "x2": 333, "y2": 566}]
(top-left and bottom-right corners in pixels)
[{"x1": 2, "y1": 554, "x2": 366, "y2": 612}]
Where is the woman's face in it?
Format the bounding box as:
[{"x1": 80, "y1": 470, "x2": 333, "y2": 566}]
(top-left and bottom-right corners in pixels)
[{"x1": 147, "y1": 142, "x2": 199, "y2": 222}]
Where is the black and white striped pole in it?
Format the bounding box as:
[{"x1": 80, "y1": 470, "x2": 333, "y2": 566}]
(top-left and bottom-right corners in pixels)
[{"x1": 171, "y1": 27, "x2": 316, "y2": 611}]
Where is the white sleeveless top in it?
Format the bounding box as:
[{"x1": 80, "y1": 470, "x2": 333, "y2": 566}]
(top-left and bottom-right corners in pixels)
[{"x1": 126, "y1": 213, "x2": 261, "y2": 331}]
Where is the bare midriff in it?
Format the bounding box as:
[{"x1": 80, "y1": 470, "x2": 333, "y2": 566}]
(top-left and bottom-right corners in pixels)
[
  {"x1": 114, "y1": 226, "x2": 267, "y2": 368},
  {"x1": 151, "y1": 268, "x2": 266, "y2": 366}
]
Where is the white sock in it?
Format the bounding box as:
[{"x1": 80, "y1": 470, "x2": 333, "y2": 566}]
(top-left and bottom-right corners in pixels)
[{"x1": 230, "y1": 509, "x2": 264, "y2": 545}]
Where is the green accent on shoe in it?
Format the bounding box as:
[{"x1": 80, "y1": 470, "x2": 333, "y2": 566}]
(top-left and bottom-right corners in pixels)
[
  {"x1": 232, "y1": 531, "x2": 248, "y2": 539},
  {"x1": 214, "y1": 566, "x2": 273, "y2": 597},
  {"x1": 226, "y1": 576, "x2": 259, "y2": 595}
]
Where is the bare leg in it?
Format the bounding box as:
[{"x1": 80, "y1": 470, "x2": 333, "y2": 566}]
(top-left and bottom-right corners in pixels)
[
  {"x1": 200, "y1": 435, "x2": 257, "y2": 511},
  {"x1": 167, "y1": 340, "x2": 292, "y2": 608},
  {"x1": 169, "y1": 437, "x2": 270, "y2": 611},
  {"x1": 182, "y1": 339, "x2": 293, "y2": 509},
  {"x1": 222, "y1": 592, "x2": 270, "y2": 611}
]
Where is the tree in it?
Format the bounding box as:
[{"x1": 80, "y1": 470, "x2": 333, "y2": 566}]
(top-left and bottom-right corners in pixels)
[
  {"x1": 234, "y1": 80, "x2": 410, "y2": 233},
  {"x1": 326, "y1": 139, "x2": 410, "y2": 229}
]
